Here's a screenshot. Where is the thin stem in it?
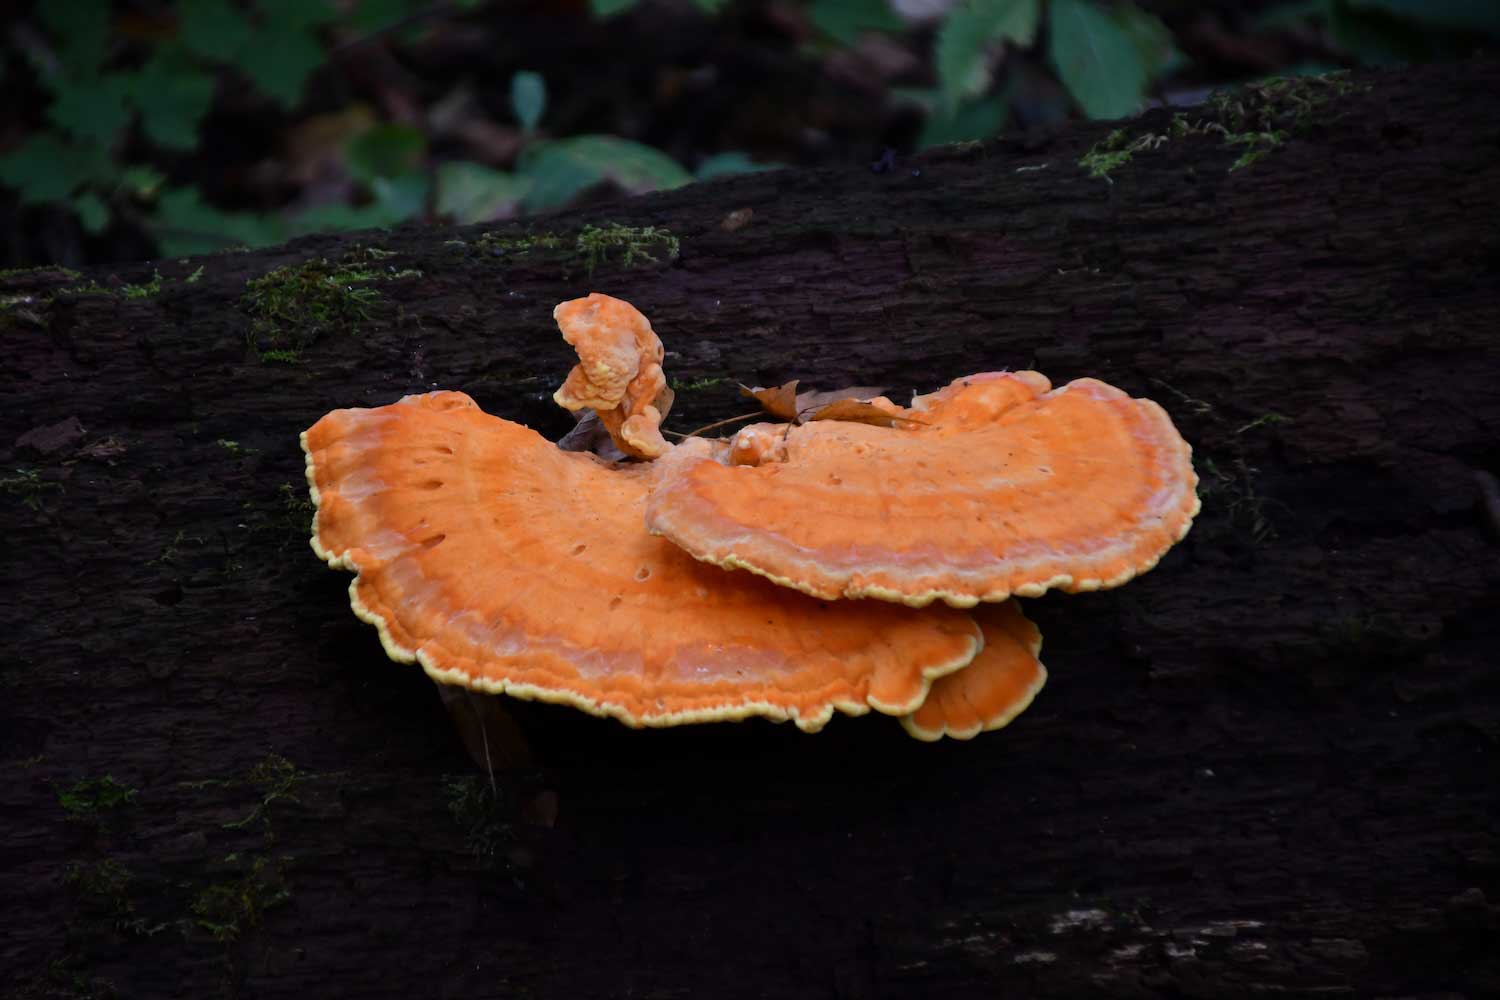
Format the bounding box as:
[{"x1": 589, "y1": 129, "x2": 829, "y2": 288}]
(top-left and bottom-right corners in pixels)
[{"x1": 663, "y1": 411, "x2": 765, "y2": 439}]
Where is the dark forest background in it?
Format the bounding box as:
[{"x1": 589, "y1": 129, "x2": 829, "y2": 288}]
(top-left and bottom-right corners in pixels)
[
  {"x1": 3, "y1": 5, "x2": 1499, "y2": 999},
  {"x1": 3, "y1": 0, "x2": 1496, "y2": 268}
]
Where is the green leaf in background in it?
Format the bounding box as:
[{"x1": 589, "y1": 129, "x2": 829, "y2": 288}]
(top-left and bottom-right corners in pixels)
[
  {"x1": 255, "y1": 0, "x2": 339, "y2": 30},
  {"x1": 38, "y1": 0, "x2": 111, "y2": 78},
  {"x1": 695, "y1": 152, "x2": 775, "y2": 180},
  {"x1": 72, "y1": 192, "x2": 111, "y2": 234},
  {"x1": 345, "y1": 0, "x2": 411, "y2": 34},
  {"x1": 917, "y1": 95, "x2": 1008, "y2": 149},
  {"x1": 1111, "y1": 3, "x2": 1180, "y2": 77},
  {"x1": 346, "y1": 124, "x2": 427, "y2": 183},
  {"x1": 591, "y1": 0, "x2": 720, "y2": 19},
  {"x1": 367, "y1": 174, "x2": 430, "y2": 224},
  {"x1": 936, "y1": 0, "x2": 1041, "y2": 108},
  {"x1": 936, "y1": 8, "x2": 994, "y2": 105},
  {"x1": 436, "y1": 162, "x2": 532, "y2": 223},
  {"x1": 179, "y1": 0, "x2": 253, "y2": 63},
  {"x1": 0, "y1": 135, "x2": 115, "y2": 203},
  {"x1": 130, "y1": 52, "x2": 217, "y2": 150},
  {"x1": 120, "y1": 165, "x2": 167, "y2": 197},
  {"x1": 517, "y1": 135, "x2": 691, "y2": 213},
  {"x1": 809, "y1": 0, "x2": 906, "y2": 46},
  {"x1": 152, "y1": 186, "x2": 285, "y2": 256},
  {"x1": 1048, "y1": 0, "x2": 1148, "y2": 120},
  {"x1": 287, "y1": 202, "x2": 391, "y2": 237},
  {"x1": 238, "y1": 24, "x2": 325, "y2": 106},
  {"x1": 590, "y1": 0, "x2": 639, "y2": 18},
  {"x1": 47, "y1": 74, "x2": 133, "y2": 145},
  {"x1": 510, "y1": 71, "x2": 547, "y2": 132}
]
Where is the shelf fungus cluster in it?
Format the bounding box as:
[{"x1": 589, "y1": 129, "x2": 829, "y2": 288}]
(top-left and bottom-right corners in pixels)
[{"x1": 301, "y1": 293, "x2": 1200, "y2": 741}]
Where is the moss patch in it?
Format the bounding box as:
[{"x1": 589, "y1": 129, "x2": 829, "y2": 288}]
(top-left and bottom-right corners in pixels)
[
  {"x1": 238, "y1": 483, "x2": 316, "y2": 554},
  {"x1": 149, "y1": 529, "x2": 206, "y2": 568},
  {"x1": 189, "y1": 854, "x2": 292, "y2": 944},
  {"x1": 64, "y1": 859, "x2": 166, "y2": 938},
  {"x1": 11, "y1": 955, "x2": 116, "y2": 999},
  {"x1": 57, "y1": 280, "x2": 112, "y2": 297},
  {"x1": 1079, "y1": 71, "x2": 1363, "y2": 182},
  {"x1": 241, "y1": 247, "x2": 421, "y2": 363},
  {"x1": 2, "y1": 467, "x2": 65, "y2": 511},
  {"x1": 214, "y1": 438, "x2": 254, "y2": 456},
  {"x1": 473, "y1": 222, "x2": 679, "y2": 276},
  {"x1": 120, "y1": 270, "x2": 163, "y2": 299},
  {"x1": 1079, "y1": 128, "x2": 1169, "y2": 181},
  {"x1": 223, "y1": 752, "x2": 304, "y2": 830},
  {"x1": 473, "y1": 231, "x2": 565, "y2": 256},
  {"x1": 671, "y1": 375, "x2": 731, "y2": 391},
  {"x1": 0, "y1": 265, "x2": 82, "y2": 281},
  {"x1": 575, "y1": 223, "x2": 679, "y2": 274},
  {"x1": 444, "y1": 775, "x2": 513, "y2": 870},
  {"x1": 1199, "y1": 455, "x2": 1284, "y2": 545},
  {"x1": 56, "y1": 776, "x2": 137, "y2": 820}
]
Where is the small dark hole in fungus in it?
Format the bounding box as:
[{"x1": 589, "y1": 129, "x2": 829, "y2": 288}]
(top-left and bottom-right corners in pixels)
[
  {"x1": 420, "y1": 534, "x2": 447, "y2": 549},
  {"x1": 635, "y1": 566, "x2": 651, "y2": 581},
  {"x1": 609, "y1": 596, "x2": 623, "y2": 610},
  {"x1": 572, "y1": 543, "x2": 587, "y2": 555},
  {"x1": 418, "y1": 479, "x2": 443, "y2": 490},
  {"x1": 434, "y1": 445, "x2": 454, "y2": 455}
]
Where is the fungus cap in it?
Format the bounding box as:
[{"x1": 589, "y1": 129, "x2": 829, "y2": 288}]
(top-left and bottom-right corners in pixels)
[
  {"x1": 901, "y1": 601, "x2": 1046, "y2": 742},
  {"x1": 646, "y1": 371, "x2": 1200, "y2": 607},
  {"x1": 301, "y1": 392, "x2": 984, "y2": 732},
  {"x1": 552, "y1": 293, "x2": 672, "y2": 459}
]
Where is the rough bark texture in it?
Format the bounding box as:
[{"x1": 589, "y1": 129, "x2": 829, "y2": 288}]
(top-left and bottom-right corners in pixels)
[{"x1": 3, "y1": 59, "x2": 1498, "y2": 999}]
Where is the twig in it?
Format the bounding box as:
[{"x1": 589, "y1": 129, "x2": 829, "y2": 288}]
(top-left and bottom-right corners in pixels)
[{"x1": 664, "y1": 411, "x2": 764, "y2": 439}]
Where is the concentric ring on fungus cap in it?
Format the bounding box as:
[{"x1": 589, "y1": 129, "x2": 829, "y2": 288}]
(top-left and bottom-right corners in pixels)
[
  {"x1": 901, "y1": 601, "x2": 1047, "y2": 742},
  {"x1": 646, "y1": 371, "x2": 1201, "y2": 608},
  {"x1": 300, "y1": 390, "x2": 985, "y2": 733}
]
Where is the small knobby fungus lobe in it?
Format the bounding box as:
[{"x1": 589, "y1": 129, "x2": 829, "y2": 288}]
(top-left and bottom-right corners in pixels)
[
  {"x1": 300, "y1": 391, "x2": 986, "y2": 732},
  {"x1": 901, "y1": 601, "x2": 1046, "y2": 742},
  {"x1": 646, "y1": 371, "x2": 1200, "y2": 607},
  {"x1": 552, "y1": 292, "x2": 673, "y2": 460}
]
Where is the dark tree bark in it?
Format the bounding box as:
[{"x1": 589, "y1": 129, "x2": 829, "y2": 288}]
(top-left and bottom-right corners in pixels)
[{"x1": 3, "y1": 58, "x2": 1497, "y2": 1000}]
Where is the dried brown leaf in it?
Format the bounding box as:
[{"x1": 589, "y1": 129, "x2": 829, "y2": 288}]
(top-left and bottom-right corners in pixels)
[
  {"x1": 807, "y1": 399, "x2": 925, "y2": 428},
  {"x1": 557, "y1": 411, "x2": 628, "y2": 461},
  {"x1": 739, "y1": 380, "x2": 801, "y2": 422},
  {"x1": 795, "y1": 385, "x2": 888, "y2": 412},
  {"x1": 653, "y1": 384, "x2": 675, "y2": 421}
]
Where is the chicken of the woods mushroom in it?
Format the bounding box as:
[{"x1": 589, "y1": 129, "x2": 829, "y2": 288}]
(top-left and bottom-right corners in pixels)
[{"x1": 301, "y1": 293, "x2": 1198, "y2": 743}]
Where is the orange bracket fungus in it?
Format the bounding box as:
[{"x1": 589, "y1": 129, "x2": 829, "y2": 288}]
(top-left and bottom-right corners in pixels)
[
  {"x1": 901, "y1": 602, "x2": 1047, "y2": 742},
  {"x1": 551, "y1": 292, "x2": 674, "y2": 460},
  {"x1": 646, "y1": 371, "x2": 1200, "y2": 608},
  {"x1": 302, "y1": 293, "x2": 1202, "y2": 743},
  {"x1": 300, "y1": 391, "x2": 984, "y2": 732}
]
